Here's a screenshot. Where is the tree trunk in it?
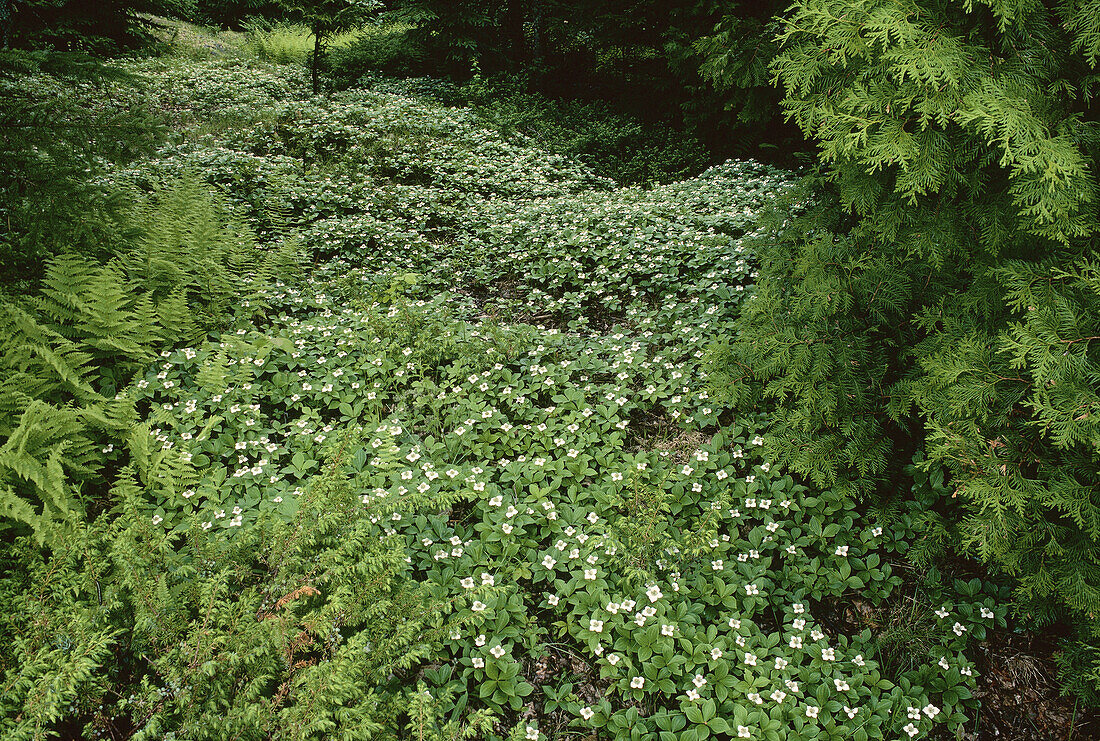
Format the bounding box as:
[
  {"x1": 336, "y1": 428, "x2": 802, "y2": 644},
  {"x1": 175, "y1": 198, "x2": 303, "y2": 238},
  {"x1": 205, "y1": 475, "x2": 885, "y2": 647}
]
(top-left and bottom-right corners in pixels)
[
  {"x1": 1, "y1": 0, "x2": 13, "y2": 49},
  {"x1": 530, "y1": 0, "x2": 543, "y2": 65},
  {"x1": 502, "y1": 0, "x2": 528, "y2": 67},
  {"x1": 311, "y1": 30, "x2": 323, "y2": 94}
]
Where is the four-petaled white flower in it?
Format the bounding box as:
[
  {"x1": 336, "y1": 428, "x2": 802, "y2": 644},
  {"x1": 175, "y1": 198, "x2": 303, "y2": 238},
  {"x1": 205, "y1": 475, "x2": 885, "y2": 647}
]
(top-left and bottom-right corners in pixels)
[{"x1": 630, "y1": 676, "x2": 645, "y2": 689}]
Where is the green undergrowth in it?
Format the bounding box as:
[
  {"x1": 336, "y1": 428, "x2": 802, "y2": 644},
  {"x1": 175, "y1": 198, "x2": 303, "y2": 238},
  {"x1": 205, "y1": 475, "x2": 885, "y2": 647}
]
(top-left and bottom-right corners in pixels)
[{"x1": 0, "y1": 56, "x2": 1007, "y2": 741}]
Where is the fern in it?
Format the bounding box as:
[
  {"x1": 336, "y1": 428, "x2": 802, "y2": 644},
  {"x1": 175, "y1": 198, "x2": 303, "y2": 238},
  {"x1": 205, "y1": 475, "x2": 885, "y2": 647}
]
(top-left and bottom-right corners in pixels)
[{"x1": 0, "y1": 401, "x2": 85, "y2": 543}]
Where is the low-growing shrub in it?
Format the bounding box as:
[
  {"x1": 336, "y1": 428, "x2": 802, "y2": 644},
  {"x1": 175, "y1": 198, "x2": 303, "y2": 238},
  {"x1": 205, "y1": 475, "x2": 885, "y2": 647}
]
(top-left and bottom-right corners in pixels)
[
  {"x1": 242, "y1": 20, "x2": 359, "y2": 66},
  {"x1": 328, "y1": 22, "x2": 429, "y2": 82}
]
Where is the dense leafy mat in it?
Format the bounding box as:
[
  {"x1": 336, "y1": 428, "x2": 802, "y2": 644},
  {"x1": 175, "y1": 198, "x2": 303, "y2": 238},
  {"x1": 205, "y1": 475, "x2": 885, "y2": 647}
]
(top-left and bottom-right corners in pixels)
[{"x1": 2, "y1": 58, "x2": 1005, "y2": 740}]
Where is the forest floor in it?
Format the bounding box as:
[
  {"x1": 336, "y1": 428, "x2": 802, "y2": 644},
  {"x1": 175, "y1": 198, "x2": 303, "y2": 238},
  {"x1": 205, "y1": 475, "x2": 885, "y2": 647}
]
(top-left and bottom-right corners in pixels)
[{"x1": 75, "y1": 25, "x2": 1100, "y2": 738}]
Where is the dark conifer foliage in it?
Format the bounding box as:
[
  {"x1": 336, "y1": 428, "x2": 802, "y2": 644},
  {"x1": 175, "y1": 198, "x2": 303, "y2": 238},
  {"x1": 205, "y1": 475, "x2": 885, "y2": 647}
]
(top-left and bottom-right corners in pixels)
[{"x1": 710, "y1": 0, "x2": 1100, "y2": 696}]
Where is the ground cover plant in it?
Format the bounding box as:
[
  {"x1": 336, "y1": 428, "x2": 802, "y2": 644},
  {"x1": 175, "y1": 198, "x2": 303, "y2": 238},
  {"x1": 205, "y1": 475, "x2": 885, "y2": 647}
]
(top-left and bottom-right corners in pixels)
[{"x1": 0, "y1": 48, "x2": 1023, "y2": 741}]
